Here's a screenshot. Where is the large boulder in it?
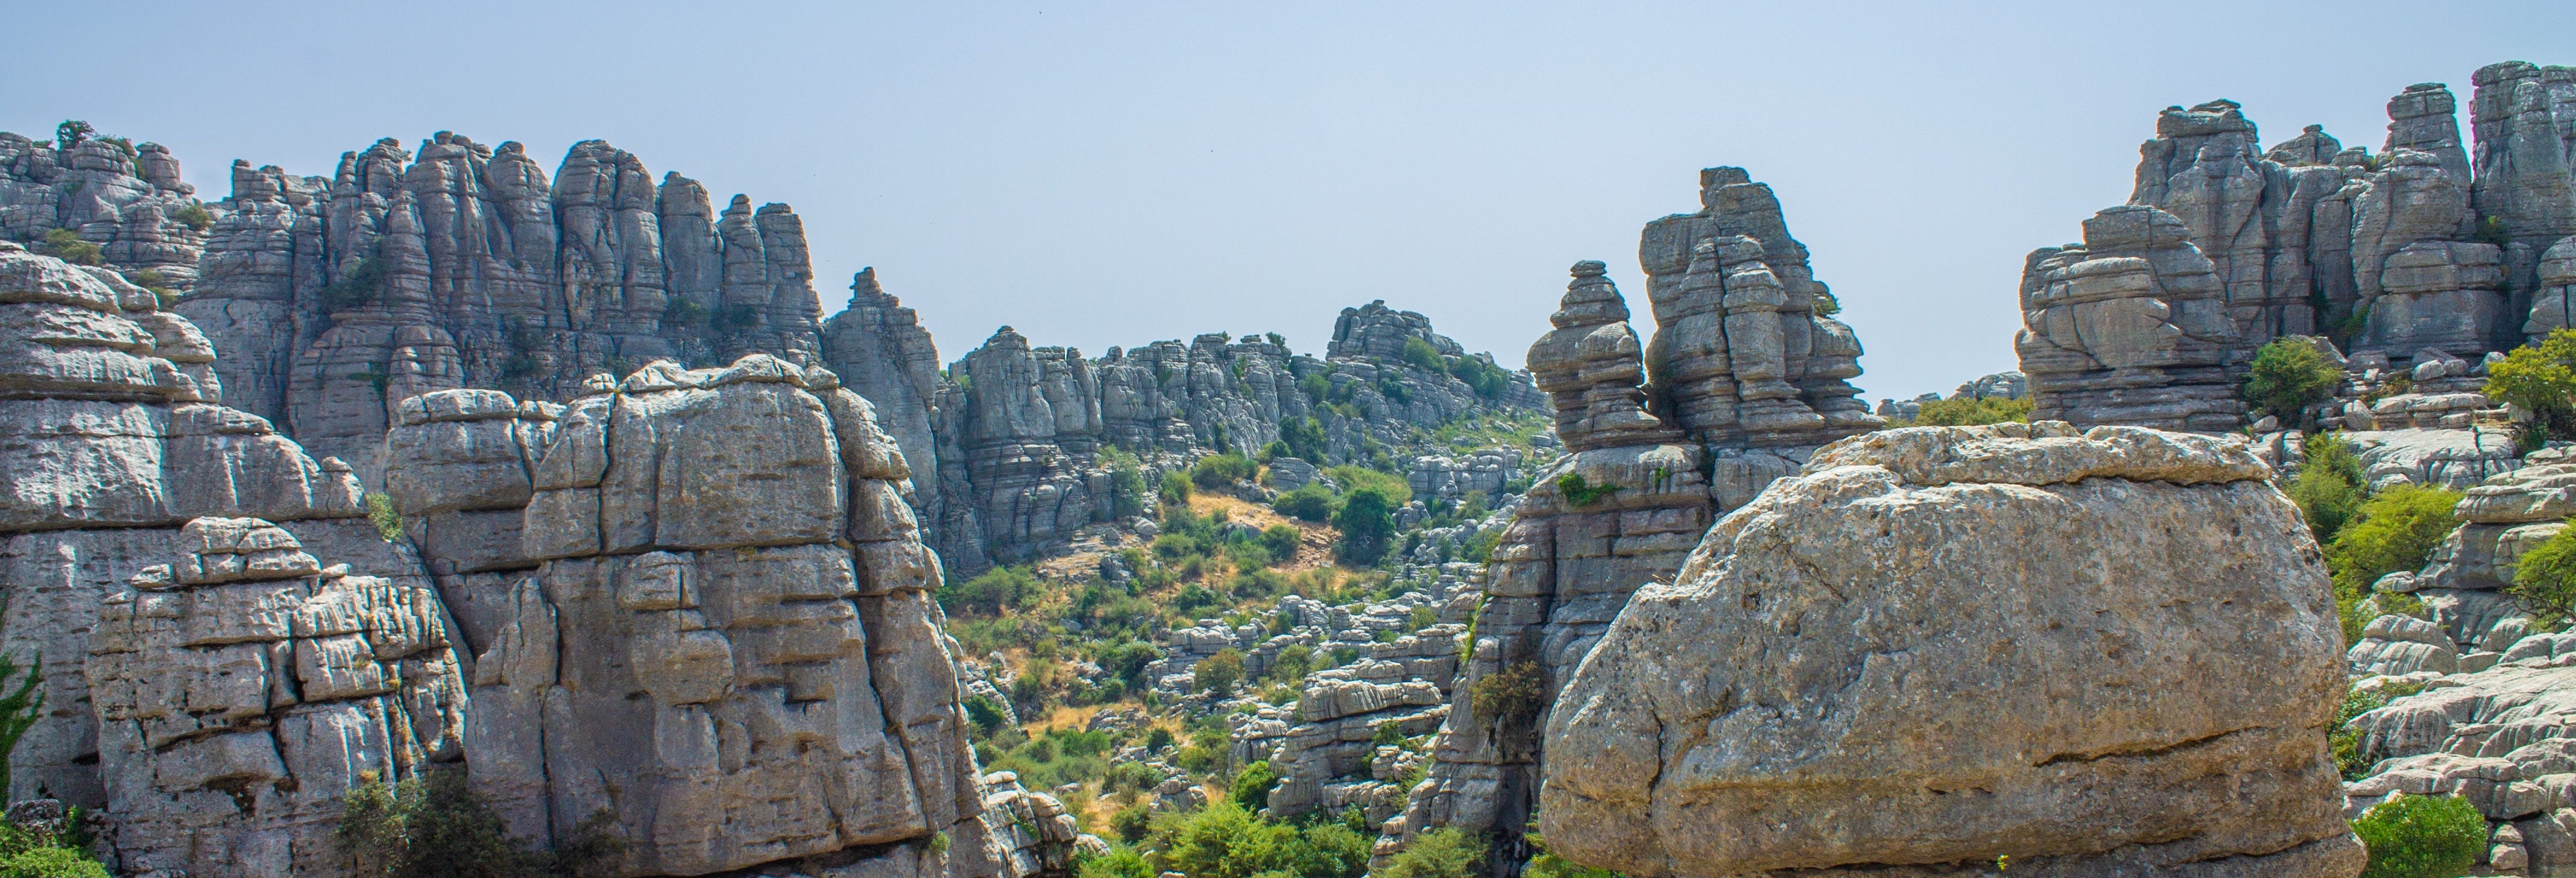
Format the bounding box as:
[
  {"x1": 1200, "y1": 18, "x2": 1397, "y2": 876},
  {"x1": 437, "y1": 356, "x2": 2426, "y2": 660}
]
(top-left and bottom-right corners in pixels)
[{"x1": 1541, "y1": 422, "x2": 2362, "y2": 877}]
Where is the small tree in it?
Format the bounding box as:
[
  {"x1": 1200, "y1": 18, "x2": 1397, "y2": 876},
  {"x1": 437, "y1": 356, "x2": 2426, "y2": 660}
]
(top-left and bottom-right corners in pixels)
[
  {"x1": 1400, "y1": 337, "x2": 1444, "y2": 372},
  {"x1": 1469, "y1": 661, "x2": 1545, "y2": 728},
  {"x1": 1228, "y1": 760, "x2": 1278, "y2": 810},
  {"x1": 2513, "y1": 523, "x2": 2576, "y2": 627},
  {"x1": 1332, "y1": 487, "x2": 1397, "y2": 565},
  {"x1": 2350, "y1": 793, "x2": 2486, "y2": 878},
  {"x1": 1195, "y1": 648, "x2": 1243, "y2": 696},
  {"x1": 2487, "y1": 329, "x2": 2576, "y2": 447},
  {"x1": 2241, "y1": 338, "x2": 2344, "y2": 425},
  {"x1": 0, "y1": 654, "x2": 42, "y2": 801},
  {"x1": 52, "y1": 121, "x2": 91, "y2": 151}
]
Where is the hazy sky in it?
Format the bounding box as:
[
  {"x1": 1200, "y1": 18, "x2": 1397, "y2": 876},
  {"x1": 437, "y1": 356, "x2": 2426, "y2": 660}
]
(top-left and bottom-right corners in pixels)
[{"x1": 14, "y1": 2, "x2": 2574, "y2": 400}]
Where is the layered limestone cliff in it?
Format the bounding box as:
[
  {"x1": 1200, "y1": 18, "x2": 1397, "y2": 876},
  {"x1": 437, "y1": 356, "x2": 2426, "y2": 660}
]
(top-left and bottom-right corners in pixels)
[
  {"x1": 0, "y1": 131, "x2": 211, "y2": 292},
  {"x1": 180, "y1": 133, "x2": 824, "y2": 479},
  {"x1": 1544, "y1": 423, "x2": 2363, "y2": 878},
  {"x1": 441, "y1": 356, "x2": 985, "y2": 877},
  {"x1": 0, "y1": 242, "x2": 470, "y2": 877},
  {"x1": 2023, "y1": 62, "x2": 2576, "y2": 431}
]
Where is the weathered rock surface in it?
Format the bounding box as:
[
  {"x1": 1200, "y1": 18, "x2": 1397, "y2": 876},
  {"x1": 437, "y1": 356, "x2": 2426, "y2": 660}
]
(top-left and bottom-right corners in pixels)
[
  {"x1": 462, "y1": 354, "x2": 979, "y2": 877},
  {"x1": 964, "y1": 772, "x2": 1106, "y2": 878},
  {"x1": 0, "y1": 244, "x2": 464, "y2": 878},
  {"x1": 88, "y1": 517, "x2": 468, "y2": 878},
  {"x1": 1542, "y1": 423, "x2": 2361, "y2": 878},
  {"x1": 181, "y1": 133, "x2": 824, "y2": 481},
  {"x1": 2021, "y1": 62, "x2": 2576, "y2": 431},
  {"x1": 0, "y1": 130, "x2": 211, "y2": 292}
]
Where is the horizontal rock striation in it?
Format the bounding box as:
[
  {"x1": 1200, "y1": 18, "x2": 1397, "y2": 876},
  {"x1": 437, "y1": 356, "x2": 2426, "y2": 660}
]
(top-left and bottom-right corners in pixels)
[
  {"x1": 2022, "y1": 62, "x2": 2576, "y2": 431},
  {"x1": 0, "y1": 130, "x2": 212, "y2": 292},
  {"x1": 1542, "y1": 422, "x2": 2360, "y2": 878},
  {"x1": 180, "y1": 133, "x2": 824, "y2": 480},
  {"x1": 0, "y1": 242, "x2": 467, "y2": 877},
  {"x1": 463, "y1": 355, "x2": 980, "y2": 877}
]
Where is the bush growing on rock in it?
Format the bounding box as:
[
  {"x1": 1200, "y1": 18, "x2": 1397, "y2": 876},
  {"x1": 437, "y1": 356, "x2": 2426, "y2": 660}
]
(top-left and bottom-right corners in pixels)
[
  {"x1": 1192, "y1": 453, "x2": 1256, "y2": 489},
  {"x1": 2241, "y1": 338, "x2": 2345, "y2": 425},
  {"x1": 2289, "y1": 434, "x2": 2370, "y2": 542},
  {"x1": 1274, "y1": 484, "x2": 1337, "y2": 522},
  {"x1": 1230, "y1": 760, "x2": 1280, "y2": 810},
  {"x1": 1160, "y1": 472, "x2": 1193, "y2": 505},
  {"x1": 2350, "y1": 793, "x2": 2486, "y2": 878},
  {"x1": 939, "y1": 566, "x2": 1040, "y2": 617},
  {"x1": 1904, "y1": 396, "x2": 2033, "y2": 426},
  {"x1": 2487, "y1": 329, "x2": 2576, "y2": 446},
  {"x1": 1469, "y1": 660, "x2": 1545, "y2": 728},
  {"x1": 1401, "y1": 337, "x2": 1445, "y2": 372},
  {"x1": 1378, "y1": 827, "x2": 1484, "y2": 878},
  {"x1": 1196, "y1": 648, "x2": 1245, "y2": 695},
  {"x1": 2512, "y1": 523, "x2": 2576, "y2": 626},
  {"x1": 36, "y1": 229, "x2": 99, "y2": 267},
  {"x1": 2325, "y1": 485, "x2": 2463, "y2": 641}
]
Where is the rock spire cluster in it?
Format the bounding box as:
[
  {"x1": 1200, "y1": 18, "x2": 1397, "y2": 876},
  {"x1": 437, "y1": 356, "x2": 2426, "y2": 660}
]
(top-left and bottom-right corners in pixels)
[{"x1": 2021, "y1": 62, "x2": 2576, "y2": 430}]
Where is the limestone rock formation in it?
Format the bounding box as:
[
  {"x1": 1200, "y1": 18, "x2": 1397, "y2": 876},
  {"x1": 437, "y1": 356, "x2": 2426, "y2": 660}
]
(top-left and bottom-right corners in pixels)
[
  {"x1": 463, "y1": 354, "x2": 980, "y2": 877},
  {"x1": 1386, "y1": 263, "x2": 1712, "y2": 866},
  {"x1": 0, "y1": 242, "x2": 467, "y2": 877},
  {"x1": 1637, "y1": 168, "x2": 1878, "y2": 452},
  {"x1": 967, "y1": 772, "x2": 1106, "y2": 878},
  {"x1": 0, "y1": 130, "x2": 211, "y2": 292},
  {"x1": 2341, "y1": 660, "x2": 2576, "y2": 876},
  {"x1": 1541, "y1": 423, "x2": 2361, "y2": 878},
  {"x1": 87, "y1": 517, "x2": 467, "y2": 878},
  {"x1": 1329, "y1": 300, "x2": 1461, "y2": 361},
  {"x1": 2021, "y1": 63, "x2": 2576, "y2": 432},
  {"x1": 180, "y1": 133, "x2": 824, "y2": 480},
  {"x1": 2016, "y1": 206, "x2": 2245, "y2": 431}
]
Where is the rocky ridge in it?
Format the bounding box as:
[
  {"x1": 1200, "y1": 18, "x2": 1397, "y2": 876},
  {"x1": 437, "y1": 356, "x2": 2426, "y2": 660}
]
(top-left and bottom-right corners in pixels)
[{"x1": 2019, "y1": 63, "x2": 2576, "y2": 432}]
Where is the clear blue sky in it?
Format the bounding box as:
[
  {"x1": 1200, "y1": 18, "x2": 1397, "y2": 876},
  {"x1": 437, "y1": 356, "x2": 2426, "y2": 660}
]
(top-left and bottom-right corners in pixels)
[{"x1": 13, "y1": 2, "x2": 2574, "y2": 401}]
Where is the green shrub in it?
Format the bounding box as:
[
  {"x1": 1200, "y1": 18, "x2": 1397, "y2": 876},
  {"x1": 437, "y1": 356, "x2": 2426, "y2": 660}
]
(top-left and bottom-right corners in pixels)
[
  {"x1": 2352, "y1": 793, "x2": 2486, "y2": 878},
  {"x1": 1261, "y1": 525, "x2": 1302, "y2": 561},
  {"x1": 1332, "y1": 487, "x2": 1397, "y2": 566},
  {"x1": 172, "y1": 202, "x2": 215, "y2": 232},
  {"x1": 1274, "y1": 484, "x2": 1339, "y2": 522},
  {"x1": 365, "y1": 492, "x2": 406, "y2": 542},
  {"x1": 1160, "y1": 472, "x2": 1193, "y2": 505},
  {"x1": 1400, "y1": 338, "x2": 1444, "y2": 372},
  {"x1": 1523, "y1": 829, "x2": 1617, "y2": 878},
  {"x1": 1446, "y1": 354, "x2": 1511, "y2": 400},
  {"x1": 1081, "y1": 844, "x2": 1152, "y2": 878},
  {"x1": 2487, "y1": 329, "x2": 2576, "y2": 444},
  {"x1": 1196, "y1": 648, "x2": 1244, "y2": 695},
  {"x1": 1327, "y1": 466, "x2": 1412, "y2": 505},
  {"x1": 1555, "y1": 473, "x2": 1618, "y2": 507},
  {"x1": 2242, "y1": 339, "x2": 2345, "y2": 424},
  {"x1": 52, "y1": 121, "x2": 91, "y2": 151},
  {"x1": 338, "y1": 766, "x2": 616, "y2": 877},
  {"x1": 1229, "y1": 760, "x2": 1280, "y2": 810},
  {"x1": 1371, "y1": 719, "x2": 1405, "y2": 748},
  {"x1": 0, "y1": 847, "x2": 108, "y2": 878},
  {"x1": 938, "y1": 566, "x2": 1039, "y2": 617},
  {"x1": 1266, "y1": 645, "x2": 1313, "y2": 685},
  {"x1": 2331, "y1": 680, "x2": 2421, "y2": 779},
  {"x1": 0, "y1": 651, "x2": 42, "y2": 800},
  {"x1": 320, "y1": 254, "x2": 388, "y2": 312},
  {"x1": 37, "y1": 229, "x2": 99, "y2": 267},
  {"x1": 1378, "y1": 827, "x2": 1483, "y2": 878},
  {"x1": 2325, "y1": 485, "x2": 2462, "y2": 642},
  {"x1": 2290, "y1": 434, "x2": 2370, "y2": 542},
  {"x1": 1469, "y1": 661, "x2": 1544, "y2": 727},
  {"x1": 1192, "y1": 453, "x2": 1256, "y2": 490},
  {"x1": 2513, "y1": 522, "x2": 2576, "y2": 626},
  {"x1": 1281, "y1": 415, "x2": 1328, "y2": 462},
  {"x1": 1905, "y1": 396, "x2": 2033, "y2": 426}
]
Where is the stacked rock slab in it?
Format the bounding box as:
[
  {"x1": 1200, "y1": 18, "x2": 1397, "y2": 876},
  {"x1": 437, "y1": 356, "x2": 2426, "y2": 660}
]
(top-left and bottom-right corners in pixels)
[
  {"x1": 2017, "y1": 205, "x2": 2246, "y2": 431},
  {"x1": 0, "y1": 242, "x2": 471, "y2": 877},
  {"x1": 464, "y1": 354, "x2": 982, "y2": 877},
  {"x1": 380, "y1": 389, "x2": 562, "y2": 655},
  {"x1": 87, "y1": 517, "x2": 468, "y2": 878},
  {"x1": 1542, "y1": 423, "x2": 2362, "y2": 878},
  {"x1": 2021, "y1": 63, "x2": 2576, "y2": 431},
  {"x1": 2349, "y1": 461, "x2": 2576, "y2": 677},
  {"x1": 1263, "y1": 624, "x2": 1461, "y2": 821},
  {"x1": 824, "y1": 268, "x2": 974, "y2": 570},
  {"x1": 970, "y1": 772, "x2": 1108, "y2": 878},
  {"x1": 1385, "y1": 262, "x2": 1712, "y2": 870},
  {"x1": 180, "y1": 132, "x2": 824, "y2": 479},
  {"x1": 0, "y1": 131, "x2": 212, "y2": 291},
  {"x1": 1638, "y1": 168, "x2": 1878, "y2": 507}
]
